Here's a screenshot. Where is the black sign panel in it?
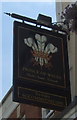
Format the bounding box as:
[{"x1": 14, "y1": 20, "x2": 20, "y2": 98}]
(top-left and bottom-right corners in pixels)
[{"x1": 13, "y1": 21, "x2": 71, "y2": 111}]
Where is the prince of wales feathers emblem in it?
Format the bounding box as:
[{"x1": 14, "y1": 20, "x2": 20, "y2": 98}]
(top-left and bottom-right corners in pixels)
[{"x1": 24, "y1": 34, "x2": 58, "y2": 67}]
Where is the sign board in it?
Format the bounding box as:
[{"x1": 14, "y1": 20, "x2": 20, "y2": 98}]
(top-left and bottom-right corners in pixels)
[{"x1": 13, "y1": 21, "x2": 71, "y2": 111}]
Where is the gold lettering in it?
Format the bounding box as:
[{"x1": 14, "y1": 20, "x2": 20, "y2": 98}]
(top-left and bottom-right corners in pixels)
[{"x1": 23, "y1": 67, "x2": 61, "y2": 81}]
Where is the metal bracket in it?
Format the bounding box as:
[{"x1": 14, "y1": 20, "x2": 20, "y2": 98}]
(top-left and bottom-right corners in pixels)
[{"x1": 4, "y1": 12, "x2": 68, "y2": 35}]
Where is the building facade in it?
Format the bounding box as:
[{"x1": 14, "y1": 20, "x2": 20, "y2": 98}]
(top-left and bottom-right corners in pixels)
[
  {"x1": 0, "y1": 87, "x2": 42, "y2": 119},
  {"x1": 49, "y1": 1, "x2": 77, "y2": 119},
  {"x1": 42, "y1": 1, "x2": 77, "y2": 119}
]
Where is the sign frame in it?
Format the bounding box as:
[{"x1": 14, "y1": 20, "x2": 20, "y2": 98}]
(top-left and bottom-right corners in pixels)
[{"x1": 13, "y1": 21, "x2": 71, "y2": 111}]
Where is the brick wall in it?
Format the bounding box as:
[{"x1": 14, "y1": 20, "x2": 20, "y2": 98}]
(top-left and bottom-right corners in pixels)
[{"x1": 9, "y1": 103, "x2": 42, "y2": 119}]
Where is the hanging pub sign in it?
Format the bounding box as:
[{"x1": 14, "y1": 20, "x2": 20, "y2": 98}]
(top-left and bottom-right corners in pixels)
[{"x1": 13, "y1": 21, "x2": 71, "y2": 111}]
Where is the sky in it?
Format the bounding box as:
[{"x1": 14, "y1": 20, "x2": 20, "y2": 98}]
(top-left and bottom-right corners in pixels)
[{"x1": 0, "y1": 1, "x2": 56, "y2": 102}]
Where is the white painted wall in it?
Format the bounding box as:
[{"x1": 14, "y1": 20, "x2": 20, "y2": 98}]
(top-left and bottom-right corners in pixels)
[
  {"x1": 56, "y1": 1, "x2": 77, "y2": 101},
  {"x1": 62, "y1": 105, "x2": 77, "y2": 119},
  {"x1": 0, "y1": 91, "x2": 19, "y2": 119},
  {"x1": 75, "y1": 33, "x2": 77, "y2": 97}
]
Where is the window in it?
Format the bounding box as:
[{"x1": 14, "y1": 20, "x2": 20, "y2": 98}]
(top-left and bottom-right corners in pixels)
[
  {"x1": 21, "y1": 114, "x2": 26, "y2": 120},
  {"x1": 42, "y1": 108, "x2": 55, "y2": 118},
  {"x1": 45, "y1": 109, "x2": 55, "y2": 118}
]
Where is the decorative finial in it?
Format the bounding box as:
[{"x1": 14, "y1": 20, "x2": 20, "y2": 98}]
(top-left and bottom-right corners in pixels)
[{"x1": 4, "y1": 12, "x2": 11, "y2": 16}]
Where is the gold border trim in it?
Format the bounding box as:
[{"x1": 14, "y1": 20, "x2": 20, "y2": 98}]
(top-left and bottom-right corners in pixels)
[
  {"x1": 17, "y1": 25, "x2": 66, "y2": 88},
  {"x1": 18, "y1": 87, "x2": 67, "y2": 107}
]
